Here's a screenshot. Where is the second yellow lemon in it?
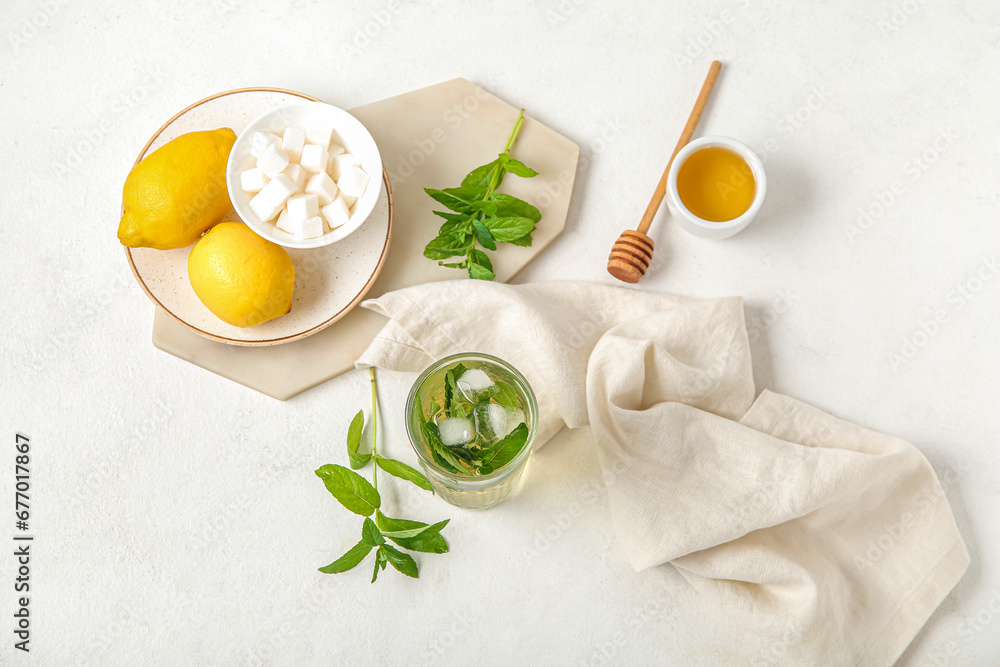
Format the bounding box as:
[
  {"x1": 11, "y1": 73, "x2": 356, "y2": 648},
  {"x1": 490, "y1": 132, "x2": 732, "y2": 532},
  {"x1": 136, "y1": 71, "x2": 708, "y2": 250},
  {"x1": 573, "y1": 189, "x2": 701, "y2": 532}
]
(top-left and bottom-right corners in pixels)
[
  {"x1": 118, "y1": 128, "x2": 236, "y2": 250},
  {"x1": 188, "y1": 223, "x2": 295, "y2": 328}
]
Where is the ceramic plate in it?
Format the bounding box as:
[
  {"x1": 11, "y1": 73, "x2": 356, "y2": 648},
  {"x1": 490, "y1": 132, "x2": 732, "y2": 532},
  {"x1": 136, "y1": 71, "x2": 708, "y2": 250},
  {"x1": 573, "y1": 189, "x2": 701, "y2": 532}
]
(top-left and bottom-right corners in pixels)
[{"x1": 123, "y1": 88, "x2": 393, "y2": 346}]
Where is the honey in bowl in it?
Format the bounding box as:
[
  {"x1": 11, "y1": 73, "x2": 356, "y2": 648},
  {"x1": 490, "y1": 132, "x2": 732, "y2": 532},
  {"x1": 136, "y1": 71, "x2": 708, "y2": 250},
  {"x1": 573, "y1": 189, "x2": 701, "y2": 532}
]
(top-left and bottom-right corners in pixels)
[{"x1": 676, "y1": 146, "x2": 756, "y2": 222}]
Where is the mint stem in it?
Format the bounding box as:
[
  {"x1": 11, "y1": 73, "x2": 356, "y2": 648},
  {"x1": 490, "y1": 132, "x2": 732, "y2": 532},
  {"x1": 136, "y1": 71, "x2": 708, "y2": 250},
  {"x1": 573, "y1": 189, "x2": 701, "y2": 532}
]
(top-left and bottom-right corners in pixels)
[
  {"x1": 488, "y1": 109, "x2": 525, "y2": 196},
  {"x1": 370, "y1": 367, "x2": 379, "y2": 492},
  {"x1": 503, "y1": 108, "x2": 525, "y2": 154}
]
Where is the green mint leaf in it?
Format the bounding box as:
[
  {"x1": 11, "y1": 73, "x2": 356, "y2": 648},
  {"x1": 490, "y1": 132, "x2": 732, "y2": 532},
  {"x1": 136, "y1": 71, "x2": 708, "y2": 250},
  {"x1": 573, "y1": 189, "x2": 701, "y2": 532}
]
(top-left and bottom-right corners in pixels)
[
  {"x1": 346, "y1": 409, "x2": 364, "y2": 450},
  {"x1": 500, "y1": 154, "x2": 539, "y2": 178},
  {"x1": 479, "y1": 423, "x2": 529, "y2": 470},
  {"x1": 473, "y1": 220, "x2": 497, "y2": 251},
  {"x1": 461, "y1": 159, "x2": 503, "y2": 189},
  {"x1": 382, "y1": 543, "x2": 419, "y2": 578},
  {"x1": 438, "y1": 221, "x2": 471, "y2": 237},
  {"x1": 507, "y1": 233, "x2": 534, "y2": 247},
  {"x1": 424, "y1": 233, "x2": 470, "y2": 260},
  {"x1": 448, "y1": 444, "x2": 475, "y2": 463},
  {"x1": 375, "y1": 457, "x2": 434, "y2": 492},
  {"x1": 413, "y1": 393, "x2": 427, "y2": 425},
  {"x1": 444, "y1": 370, "x2": 456, "y2": 411},
  {"x1": 349, "y1": 451, "x2": 373, "y2": 470},
  {"x1": 432, "y1": 210, "x2": 469, "y2": 224},
  {"x1": 444, "y1": 364, "x2": 468, "y2": 412},
  {"x1": 490, "y1": 192, "x2": 541, "y2": 222},
  {"x1": 318, "y1": 539, "x2": 373, "y2": 574},
  {"x1": 362, "y1": 517, "x2": 384, "y2": 547},
  {"x1": 380, "y1": 519, "x2": 450, "y2": 539},
  {"x1": 468, "y1": 249, "x2": 495, "y2": 281},
  {"x1": 392, "y1": 528, "x2": 449, "y2": 554},
  {"x1": 470, "y1": 200, "x2": 498, "y2": 216},
  {"x1": 430, "y1": 447, "x2": 464, "y2": 473},
  {"x1": 420, "y1": 422, "x2": 465, "y2": 474},
  {"x1": 377, "y1": 513, "x2": 450, "y2": 554},
  {"x1": 490, "y1": 381, "x2": 520, "y2": 408},
  {"x1": 375, "y1": 512, "x2": 425, "y2": 532},
  {"x1": 370, "y1": 546, "x2": 388, "y2": 582},
  {"x1": 468, "y1": 262, "x2": 495, "y2": 281},
  {"x1": 482, "y1": 216, "x2": 535, "y2": 243},
  {"x1": 315, "y1": 464, "x2": 381, "y2": 516},
  {"x1": 424, "y1": 186, "x2": 486, "y2": 214},
  {"x1": 346, "y1": 410, "x2": 370, "y2": 469},
  {"x1": 380, "y1": 526, "x2": 430, "y2": 539},
  {"x1": 451, "y1": 402, "x2": 467, "y2": 419},
  {"x1": 433, "y1": 211, "x2": 474, "y2": 237},
  {"x1": 471, "y1": 249, "x2": 493, "y2": 271}
]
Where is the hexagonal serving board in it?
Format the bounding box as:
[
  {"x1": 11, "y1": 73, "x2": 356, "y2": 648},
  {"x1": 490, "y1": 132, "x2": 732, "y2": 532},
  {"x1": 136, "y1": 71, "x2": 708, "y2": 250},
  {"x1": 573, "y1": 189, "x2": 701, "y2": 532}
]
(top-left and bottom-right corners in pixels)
[{"x1": 151, "y1": 78, "x2": 580, "y2": 400}]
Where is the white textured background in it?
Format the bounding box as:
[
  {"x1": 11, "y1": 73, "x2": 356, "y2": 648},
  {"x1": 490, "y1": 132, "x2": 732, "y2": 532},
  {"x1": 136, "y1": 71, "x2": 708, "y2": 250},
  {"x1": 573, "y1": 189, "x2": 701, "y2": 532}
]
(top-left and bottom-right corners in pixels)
[{"x1": 2, "y1": 0, "x2": 999, "y2": 665}]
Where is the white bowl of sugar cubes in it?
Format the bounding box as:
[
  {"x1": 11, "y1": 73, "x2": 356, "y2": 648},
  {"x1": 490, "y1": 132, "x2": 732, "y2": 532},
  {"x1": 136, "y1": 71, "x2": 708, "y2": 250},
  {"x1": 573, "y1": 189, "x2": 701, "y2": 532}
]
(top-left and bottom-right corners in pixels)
[{"x1": 226, "y1": 101, "x2": 383, "y2": 249}]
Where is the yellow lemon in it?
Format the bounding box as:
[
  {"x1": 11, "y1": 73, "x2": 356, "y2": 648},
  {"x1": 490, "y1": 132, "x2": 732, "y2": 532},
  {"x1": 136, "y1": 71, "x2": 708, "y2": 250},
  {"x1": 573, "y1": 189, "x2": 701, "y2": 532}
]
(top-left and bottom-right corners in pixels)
[
  {"x1": 118, "y1": 128, "x2": 236, "y2": 250},
  {"x1": 188, "y1": 223, "x2": 295, "y2": 328}
]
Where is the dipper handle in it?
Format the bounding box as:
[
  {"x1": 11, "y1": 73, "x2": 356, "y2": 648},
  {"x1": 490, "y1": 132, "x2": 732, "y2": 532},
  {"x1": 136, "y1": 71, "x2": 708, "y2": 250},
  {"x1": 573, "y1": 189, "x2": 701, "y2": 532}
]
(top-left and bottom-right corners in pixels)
[{"x1": 637, "y1": 60, "x2": 722, "y2": 235}]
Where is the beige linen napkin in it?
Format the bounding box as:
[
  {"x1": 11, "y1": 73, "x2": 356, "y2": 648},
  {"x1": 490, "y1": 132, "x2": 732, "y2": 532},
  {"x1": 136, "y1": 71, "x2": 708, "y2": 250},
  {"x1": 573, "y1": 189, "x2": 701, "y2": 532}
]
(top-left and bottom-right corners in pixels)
[{"x1": 357, "y1": 280, "x2": 968, "y2": 665}]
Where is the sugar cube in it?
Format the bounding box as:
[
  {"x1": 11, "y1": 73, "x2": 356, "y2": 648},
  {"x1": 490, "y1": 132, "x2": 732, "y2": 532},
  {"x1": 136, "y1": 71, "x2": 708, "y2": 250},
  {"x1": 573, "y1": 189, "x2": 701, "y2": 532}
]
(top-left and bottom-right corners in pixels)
[
  {"x1": 328, "y1": 153, "x2": 362, "y2": 180},
  {"x1": 305, "y1": 123, "x2": 334, "y2": 149},
  {"x1": 249, "y1": 193, "x2": 282, "y2": 223},
  {"x1": 260, "y1": 173, "x2": 297, "y2": 202},
  {"x1": 240, "y1": 167, "x2": 269, "y2": 193},
  {"x1": 257, "y1": 142, "x2": 289, "y2": 178},
  {"x1": 328, "y1": 143, "x2": 346, "y2": 158},
  {"x1": 321, "y1": 197, "x2": 351, "y2": 229},
  {"x1": 286, "y1": 193, "x2": 320, "y2": 223},
  {"x1": 249, "y1": 173, "x2": 296, "y2": 221},
  {"x1": 337, "y1": 166, "x2": 369, "y2": 198},
  {"x1": 282, "y1": 163, "x2": 306, "y2": 192},
  {"x1": 281, "y1": 127, "x2": 306, "y2": 162},
  {"x1": 292, "y1": 215, "x2": 324, "y2": 240},
  {"x1": 275, "y1": 208, "x2": 292, "y2": 234},
  {"x1": 300, "y1": 144, "x2": 329, "y2": 173},
  {"x1": 305, "y1": 172, "x2": 339, "y2": 205},
  {"x1": 250, "y1": 132, "x2": 280, "y2": 159},
  {"x1": 340, "y1": 194, "x2": 357, "y2": 209}
]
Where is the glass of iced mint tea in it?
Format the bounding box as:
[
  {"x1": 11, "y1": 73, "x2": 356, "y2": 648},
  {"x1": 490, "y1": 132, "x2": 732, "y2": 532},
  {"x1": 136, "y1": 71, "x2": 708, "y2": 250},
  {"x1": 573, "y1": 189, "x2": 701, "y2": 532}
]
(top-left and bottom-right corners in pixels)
[{"x1": 405, "y1": 352, "x2": 538, "y2": 510}]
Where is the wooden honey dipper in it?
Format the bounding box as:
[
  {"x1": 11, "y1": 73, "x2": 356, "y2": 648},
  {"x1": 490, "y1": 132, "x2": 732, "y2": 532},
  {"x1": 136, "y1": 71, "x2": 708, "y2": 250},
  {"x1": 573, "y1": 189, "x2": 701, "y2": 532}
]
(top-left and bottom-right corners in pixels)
[{"x1": 607, "y1": 60, "x2": 723, "y2": 283}]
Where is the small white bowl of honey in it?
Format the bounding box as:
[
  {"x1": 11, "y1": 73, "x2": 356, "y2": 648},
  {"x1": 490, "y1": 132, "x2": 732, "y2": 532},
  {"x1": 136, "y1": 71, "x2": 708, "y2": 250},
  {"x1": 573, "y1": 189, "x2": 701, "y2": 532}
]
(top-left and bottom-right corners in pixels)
[{"x1": 667, "y1": 136, "x2": 766, "y2": 239}]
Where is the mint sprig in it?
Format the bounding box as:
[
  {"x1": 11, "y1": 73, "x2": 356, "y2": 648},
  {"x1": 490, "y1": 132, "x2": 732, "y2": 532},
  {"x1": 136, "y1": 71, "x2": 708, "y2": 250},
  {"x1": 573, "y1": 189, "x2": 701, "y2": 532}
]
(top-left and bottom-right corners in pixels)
[
  {"x1": 423, "y1": 109, "x2": 542, "y2": 280},
  {"x1": 316, "y1": 368, "x2": 449, "y2": 582}
]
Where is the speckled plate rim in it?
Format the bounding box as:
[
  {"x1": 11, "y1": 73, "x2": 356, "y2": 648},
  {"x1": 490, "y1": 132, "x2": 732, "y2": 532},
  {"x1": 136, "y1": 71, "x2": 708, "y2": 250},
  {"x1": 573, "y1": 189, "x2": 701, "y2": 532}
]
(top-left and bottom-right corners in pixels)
[{"x1": 122, "y1": 87, "x2": 394, "y2": 347}]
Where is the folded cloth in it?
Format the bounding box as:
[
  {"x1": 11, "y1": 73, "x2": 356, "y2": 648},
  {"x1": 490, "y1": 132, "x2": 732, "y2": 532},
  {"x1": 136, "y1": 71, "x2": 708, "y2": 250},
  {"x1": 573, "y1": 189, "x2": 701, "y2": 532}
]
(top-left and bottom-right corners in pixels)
[{"x1": 358, "y1": 280, "x2": 968, "y2": 665}]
